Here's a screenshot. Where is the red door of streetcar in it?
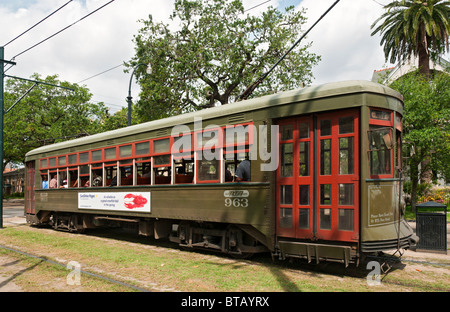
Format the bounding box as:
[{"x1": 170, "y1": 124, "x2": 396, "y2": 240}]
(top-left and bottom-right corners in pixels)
[
  {"x1": 25, "y1": 161, "x2": 35, "y2": 214},
  {"x1": 277, "y1": 109, "x2": 359, "y2": 243}
]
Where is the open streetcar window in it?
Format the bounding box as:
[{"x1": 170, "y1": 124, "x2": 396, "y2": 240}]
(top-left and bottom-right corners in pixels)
[
  {"x1": 223, "y1": 124, "x2": 252, "y2": 183},
  {"x1": 105, "y1": 162, "x2": 117, "y2": 186},
  {"x1": 40, "y1": 170, "x2": 48, "y2": 189},
  {"x1": 198, "y1": 151, "x2": 220, "y2": 182},
  {"x1": 153, "y1": 138, "x2": 172, "y2": 185},
  {"x1": 135, "y1": 141, "x2": 151, "y2": 185},
  {"x1": 173, "y1": 134, "x2": 194, "y2": 184},
  {"x1": 91, "y1": 164, "x2": 103, "y2": 187},
  {"x1": 135, "y1": 158, "x2": 151, "y2": 185},
  {"x1": 80, "y1": 165, "x2": 89, "y2": 187},
  {"x1": 68, "y1": 167, "x2": 78, "y2": 187},
  {"x1": 196, "y1": 128, "x2": 222, "y2": 184}
]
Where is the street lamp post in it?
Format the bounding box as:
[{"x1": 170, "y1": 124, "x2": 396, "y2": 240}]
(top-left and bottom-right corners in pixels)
[{"x1": 127, "y1": 63, "x2": 151, "y2": 126}]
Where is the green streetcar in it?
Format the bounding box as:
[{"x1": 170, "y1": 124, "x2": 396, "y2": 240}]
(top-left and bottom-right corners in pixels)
[{"x1": 25, "y1": 80, "x2": 418, "y2": 266}]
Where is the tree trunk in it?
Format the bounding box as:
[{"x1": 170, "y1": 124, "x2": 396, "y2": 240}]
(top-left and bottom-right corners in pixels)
[
  {"x1": 411, "y1": 175, "x2": 419, "y2": 213},
  {"x1": 417, "y1": 42, "x2": 430, "y2": 78},
  {"x1": 409, "y1": 161, "x2": 421, "y2": 213}
]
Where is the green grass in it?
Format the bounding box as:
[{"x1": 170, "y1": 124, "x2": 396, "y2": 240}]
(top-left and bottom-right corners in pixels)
[{"x1": 1, "y1": 225, "x2": 449, "y2": 292}]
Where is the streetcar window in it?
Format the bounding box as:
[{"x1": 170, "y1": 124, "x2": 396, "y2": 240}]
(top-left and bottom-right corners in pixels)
[
  {"x1": 120, "y1": 165, "x2": 133, "y2": 186},
  {"x1": 225, "y1": 126, "x2": 249, "y2": 146},
  {"x1": 339, "y1": 116, "x2": 354, "y2": 134},
  {"x1": 299, "y1": 185, "x2": 310, "y2": 205},
  {"x1": 104, "y1": 147, "x2": 116, "y2": 160},
  {"x1": 135, "y1": 142, "x2": 150, "y2": 156},
  {"x1": 320, "y1": 139, "x2": 331, "y2": 175},
  {"x1": 368, "y1": 126, "x2": 392, "y2": 176},
  {"x1": 91, "y1": 168, "x2": 103, "y2": 187},
  {"x1": 280, "y1": 208, "x2": 293, "y2": 229},
  {"x1": 91, "y1": 150, "x2": 102, "y2": 162},
  {"x1": 174, "y1": 158, "x2": 194, "y2": 184},
  {"x1": 280, "y1": 185, "x2": 293, "y2": 205},
  {"x1": 153, "y1": 138, "x2": 172, "y2": 184},
  {"x1": 320, "y1": 184, "x2": 331, "y2": 205},
  {"x1": 59, "y1": 171, "x2": 67, "y2": 188},
  {"x1": 299, "y1": 142, "x2": 309, "y2": 176},
  {"x1": 105, "y1": 166, "x2": 117, "y2": 186},
  {"x1": 68, "y1": 154, "x2": 77, "y2": 165},
  {"x1": 339, "y1": 137, "x2": 354, "y2": 175},
  {"x1": 320, "y1": 208, "x2": 331, "y2": 230},
  {"x1": 223, "y1": 124, "x2": 252, "y2": 183},
  {"x1": 224, "y1": 151, "x2": 248, "y2": 182},
  {"x1": 280, "y1": 143, "x2": 293, "y2": 177},
  {"x1": 40, "y1": 159, "x2": 47, "y2": 168},
  {"x1": 58, "y1": 156, "x2": 66, "y2": 166},
  {"x1": 79, "y1": 152, "x2": 89, "y2": 164},
  {"x1": 154, "y1": 167, "x2": 171, "y2": 184},
  {"x1": 136, "y1": 161, "x2": 151, "y2": 185},
  {"x1": 370, "y1": 109, "x2": 391, "y2": 121},
  {"x1": 119, "y1": 145, "x2": 132, "y2": 158},
  {"x1": 68, "y1": 168, "x2": 78, "y2": 187},
  {"x1": 48, "y1": 158, "x2": 57, "y2": 167},
  {"x1": 154, "y1": 155, "x2": 170, "y2": 166},
  {"x1": 298, "y1": 122, "x2": 309, "y2": 139},
  {"x1": 338, "y1": 209, "x2": 354, "y2": 231},
  {"x1": 41, "y1": 173, "x2": 49, "y2": 189},
  {"x1": 198, "y1": 157, "x2": 219, "y2": 182},
  {"x1": 298, "y1": 209, "x2": 310, "y2": 229},
  {"x1": 280, "y1": 125, "x2": 293, "y2": 141},
  {"x1": 154, "y1": 138, "x2": 170, "y2": 154},
  {"x1": 320, "y1": 119, "x2": 331, "y2": 136},
  {"x1": 197, "y1": 130, "x2": 219, "y2": 149},
  {"x1": 339, "y1": 184, "x2": 354, "y2": 205}
]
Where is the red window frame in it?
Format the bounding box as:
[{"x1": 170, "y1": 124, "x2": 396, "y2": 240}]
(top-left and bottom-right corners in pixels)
[
  {"x1": 194, "y1": 127, "x2": 223, "y2": 183},
  {"x1": 39, "y1": 158, "x2": 48, "y2": 170},
  {"x1": 368, "y1": 107, "x2": 394, "y2": 179}
]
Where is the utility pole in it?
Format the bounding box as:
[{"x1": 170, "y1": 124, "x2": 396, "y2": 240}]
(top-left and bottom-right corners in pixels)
[
  {"x1": 0, "y1": 47, "x2": 16, "y2": 229},
  {"x1": 0, "y1": 47, "x2": 72, "y2": 229}
]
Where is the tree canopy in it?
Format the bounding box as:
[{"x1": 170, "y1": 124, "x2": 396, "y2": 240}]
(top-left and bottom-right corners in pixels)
[
  {"x1": 389, "y1": 69, "x2": 450, "y2": 210},
  {"x1": 3, "y1": 74, "x2": 109, "y2": 168},
  {"x1": 127, "y1": 0, "x2": 321, "y2": 122},
  {"x1": 371, "y1": 0, "x2": 450, "y2": 76}
]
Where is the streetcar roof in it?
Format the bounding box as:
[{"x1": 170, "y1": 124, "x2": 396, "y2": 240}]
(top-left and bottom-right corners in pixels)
[{"x1": 25, "y1": 80, "x2": 402, "y2": 158}]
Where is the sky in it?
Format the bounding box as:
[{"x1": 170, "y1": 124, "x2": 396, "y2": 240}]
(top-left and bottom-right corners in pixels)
[{"x1": 1, "y1": 0, "x2": 448, "y2": 114}]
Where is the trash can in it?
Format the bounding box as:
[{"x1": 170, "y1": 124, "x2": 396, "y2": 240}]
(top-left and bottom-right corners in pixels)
[{"x1": 416, "y1": 201, "x2": 447, "y2": 254}]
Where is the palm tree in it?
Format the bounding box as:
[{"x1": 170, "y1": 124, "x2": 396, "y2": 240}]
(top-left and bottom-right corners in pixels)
[{"x1": 371, "y1": 0, "x2": 450, "y2": 77}]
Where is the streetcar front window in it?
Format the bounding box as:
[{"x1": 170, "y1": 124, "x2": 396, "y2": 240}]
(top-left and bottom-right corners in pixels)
[{"x1": 368, "y1": 126, "x2": 393, "y2": 176}]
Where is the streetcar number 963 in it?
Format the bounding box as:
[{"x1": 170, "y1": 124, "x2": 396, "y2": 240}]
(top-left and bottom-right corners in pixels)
[{"x1": 224, "y1": 190, "x2": 249, "y2": 208}]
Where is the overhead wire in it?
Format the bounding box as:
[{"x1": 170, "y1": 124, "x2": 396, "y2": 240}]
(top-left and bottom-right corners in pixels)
[
  {"x1": 77, "y1": 63, "x2": 123, "y2": 84},
  {"x1": 77, "y1": 0, "x2": 274, "y2": 85},
  {"x1": 3, "y1": 0, "x2": 74, "y2": 47},
  {"x1": 10, "y1": 0, "x2": 116, "y2": 60},
  {"x1": 244, "y1": 0, "x2": 272, "y2": 12}
]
